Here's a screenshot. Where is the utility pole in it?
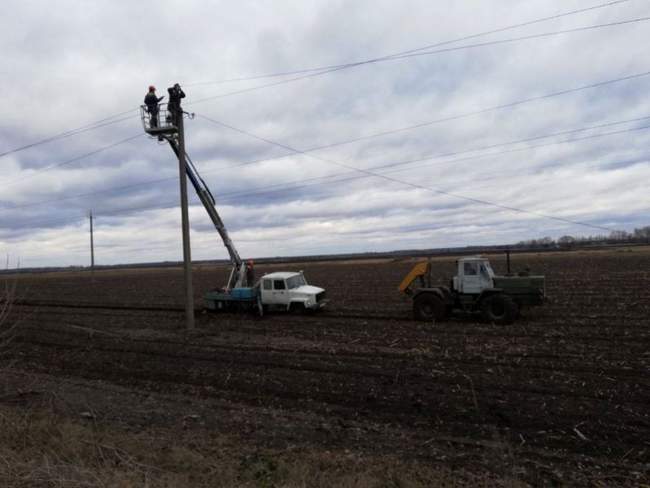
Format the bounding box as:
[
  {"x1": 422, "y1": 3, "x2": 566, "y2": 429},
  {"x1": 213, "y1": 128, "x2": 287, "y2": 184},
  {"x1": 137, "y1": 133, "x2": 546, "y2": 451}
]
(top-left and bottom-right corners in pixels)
[
  {"x1": 177, "y1": 112, "x2": 195, "y2": 329},
  {"x1": 89, "y1": 210, "x2": 95, "y2": 280}
]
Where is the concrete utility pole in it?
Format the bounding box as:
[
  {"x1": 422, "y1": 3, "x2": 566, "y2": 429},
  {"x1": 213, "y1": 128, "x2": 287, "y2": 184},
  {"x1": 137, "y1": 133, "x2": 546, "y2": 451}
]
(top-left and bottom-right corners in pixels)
[
  {"x1": 89, "y1": 210, "x2": 95, "y2": 280},
  {"x1": 177, "y1": 113, "x2": 195, "y2": 329}
]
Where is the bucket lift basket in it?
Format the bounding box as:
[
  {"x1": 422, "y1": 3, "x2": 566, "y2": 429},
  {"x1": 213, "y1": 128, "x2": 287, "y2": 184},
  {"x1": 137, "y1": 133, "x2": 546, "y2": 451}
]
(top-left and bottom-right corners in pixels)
[{"x1": 140, "y1": 104, "x2": 178, "y2": 136}]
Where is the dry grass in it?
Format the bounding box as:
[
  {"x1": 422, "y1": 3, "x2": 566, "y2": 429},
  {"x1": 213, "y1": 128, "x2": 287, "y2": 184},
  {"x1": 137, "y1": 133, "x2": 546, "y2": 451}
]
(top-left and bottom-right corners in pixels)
[{"x1": 0, "y1": 406, "x2": 523, "y2": 488}]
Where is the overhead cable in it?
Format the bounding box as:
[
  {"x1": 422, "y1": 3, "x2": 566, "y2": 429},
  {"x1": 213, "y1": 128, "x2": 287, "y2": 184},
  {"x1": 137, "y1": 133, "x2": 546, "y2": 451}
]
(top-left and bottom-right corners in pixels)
[
  {"x1": 199, "y1": 70, "x2": 650, "y2": 159},
  {"x1": 10, "y1": 68, "x2": 649, "y2": 195},
  {"x1": 3, "y1": 113, "x2": 648, "y2": 214},
  {"x1": 188, "y1": 16, "x2": 650, "y2": 106},
  {"x1": 195, "y1": 115, "x2": 623, "y2": 232},
  {"x1": 0, "y1": 133, "x2": 144, "y2": 189},
  {"x1": 11, "y1": 115, "x2": 646, "y2": 230},
  {"x1": 184, "y1": 0, "x2": 634, "y2": 86},
  {"x1": 0, "y1": 0, "x2": 635, "y2": 160},
  {"x1": 198, "y1": 117, "x2": 650, "y2": 201},
  {"x1": 0, "y1": 111, "x2": 137, "y2": 159}
]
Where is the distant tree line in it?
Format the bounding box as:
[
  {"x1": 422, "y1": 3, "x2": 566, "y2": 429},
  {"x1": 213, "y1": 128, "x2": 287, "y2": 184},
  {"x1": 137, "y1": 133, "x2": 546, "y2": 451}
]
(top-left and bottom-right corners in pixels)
[{"x1": 515, "y1": 225, "x2": 650, "y2": 249}]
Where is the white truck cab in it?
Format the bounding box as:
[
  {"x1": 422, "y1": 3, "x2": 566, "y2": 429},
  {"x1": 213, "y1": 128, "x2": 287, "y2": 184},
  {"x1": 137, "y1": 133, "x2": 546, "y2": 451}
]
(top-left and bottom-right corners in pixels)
[
  {"x1": 453, "y1": 256, "x2": 495, "y2": 294},
  {"x1": 259, "y1": 271, "x2": 327, "y2": 311}
]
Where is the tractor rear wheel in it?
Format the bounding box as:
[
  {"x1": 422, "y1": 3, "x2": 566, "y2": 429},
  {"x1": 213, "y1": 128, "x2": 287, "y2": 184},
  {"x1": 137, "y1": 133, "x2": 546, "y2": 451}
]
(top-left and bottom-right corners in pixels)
[
  {"x1": 413, "y1": 294, "x2": 446, "y2": 321},
  {"x1": 481, "y1": 294, "x2": 517, "y2": 325}
]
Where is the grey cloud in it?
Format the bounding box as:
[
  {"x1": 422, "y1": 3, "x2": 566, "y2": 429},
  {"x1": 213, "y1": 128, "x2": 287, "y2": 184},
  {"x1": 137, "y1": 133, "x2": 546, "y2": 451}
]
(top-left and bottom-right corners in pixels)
[{"x1": 2, "y1": 0, "x2": 649, "y2": 266}]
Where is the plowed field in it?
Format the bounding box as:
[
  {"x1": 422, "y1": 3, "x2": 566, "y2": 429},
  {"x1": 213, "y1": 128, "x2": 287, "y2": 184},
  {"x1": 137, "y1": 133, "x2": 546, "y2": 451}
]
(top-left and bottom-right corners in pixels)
[{"x1": 2, "y1": 248, "x2": 649, "y2": 486}]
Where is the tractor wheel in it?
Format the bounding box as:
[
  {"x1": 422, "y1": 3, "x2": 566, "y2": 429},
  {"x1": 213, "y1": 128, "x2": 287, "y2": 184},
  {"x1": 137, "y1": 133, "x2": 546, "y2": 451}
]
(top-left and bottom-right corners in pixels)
[
  {"x1": 481, "y1": 294, "x2": 517, "y2": 325},
  {"x1": 413, "y1": 294, "x2": 446, "y2": 322}
]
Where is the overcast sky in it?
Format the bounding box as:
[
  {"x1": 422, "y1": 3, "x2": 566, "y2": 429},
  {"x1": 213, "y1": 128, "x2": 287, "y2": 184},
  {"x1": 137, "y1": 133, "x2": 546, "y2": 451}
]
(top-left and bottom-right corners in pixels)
[{"x1": 1, "y1": 0, "x2": 649, "y2": 267}]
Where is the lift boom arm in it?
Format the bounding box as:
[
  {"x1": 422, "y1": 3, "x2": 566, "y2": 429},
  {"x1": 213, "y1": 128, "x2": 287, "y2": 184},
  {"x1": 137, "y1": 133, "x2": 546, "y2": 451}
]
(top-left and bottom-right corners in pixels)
[
  {"x1": 164, "y1": 137, "x2": 246, "y2": 290},
  {"x1": 398, "y1": 261, "x2": 430, "y2": 295}
]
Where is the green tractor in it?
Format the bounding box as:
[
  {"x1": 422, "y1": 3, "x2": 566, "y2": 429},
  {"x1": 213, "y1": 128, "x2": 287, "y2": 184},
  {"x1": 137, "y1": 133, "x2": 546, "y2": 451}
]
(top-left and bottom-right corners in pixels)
[{"x1": 399, "y1": 255, "x2": 545, "y2": 324}]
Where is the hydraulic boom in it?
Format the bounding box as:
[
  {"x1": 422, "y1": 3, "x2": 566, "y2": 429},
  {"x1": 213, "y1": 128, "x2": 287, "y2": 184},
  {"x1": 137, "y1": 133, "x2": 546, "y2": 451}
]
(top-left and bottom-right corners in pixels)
[{"x1": 163, "y1": 136, "x2": 246, "y2": 290}]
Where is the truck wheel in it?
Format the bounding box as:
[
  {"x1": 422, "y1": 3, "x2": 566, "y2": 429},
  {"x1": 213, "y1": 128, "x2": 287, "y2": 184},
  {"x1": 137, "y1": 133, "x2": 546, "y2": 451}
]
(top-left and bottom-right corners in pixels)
[
  {"x1": 289, "y1": 302, "x2": 306, "y2": 314},
  {"x1": 413, "y1": 294, "x2": 446, "y2": 321},
  {"x1": 482, "y1": 294, "x2": 517, "y2": 325}
]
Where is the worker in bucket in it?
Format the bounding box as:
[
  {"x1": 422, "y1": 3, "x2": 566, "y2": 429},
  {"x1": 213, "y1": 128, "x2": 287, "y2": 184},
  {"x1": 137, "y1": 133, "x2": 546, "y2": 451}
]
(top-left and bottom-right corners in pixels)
[
  {"x1": 143, "y1": 86, "x2": 164, "y2": 128},
  {"x1": 167, "y1": 83, "x2": 185, "y2": 126}
]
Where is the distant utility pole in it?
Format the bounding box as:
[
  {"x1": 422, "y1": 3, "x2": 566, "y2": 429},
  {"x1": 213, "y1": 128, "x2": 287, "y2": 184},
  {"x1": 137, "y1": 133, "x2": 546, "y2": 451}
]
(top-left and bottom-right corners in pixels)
[
  {"x1": 89, "y1": 210, "x2": 95, "y2": 280},
  {"x1": 177, "y1": 111, "x2": 195, "y2": 330}
]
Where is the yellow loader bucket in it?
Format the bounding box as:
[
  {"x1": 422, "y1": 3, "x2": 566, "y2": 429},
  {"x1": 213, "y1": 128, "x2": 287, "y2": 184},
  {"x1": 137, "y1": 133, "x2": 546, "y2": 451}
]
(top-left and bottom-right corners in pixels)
[{"x1": 398, "y1": 261, "x2": 430, "y2": 293}]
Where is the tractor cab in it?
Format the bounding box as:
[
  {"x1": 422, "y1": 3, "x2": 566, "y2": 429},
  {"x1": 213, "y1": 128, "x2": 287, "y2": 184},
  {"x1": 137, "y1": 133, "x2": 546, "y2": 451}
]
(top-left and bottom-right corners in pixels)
[{"x1": 453, "y1": 256, "x2": 495, "y2": 294}]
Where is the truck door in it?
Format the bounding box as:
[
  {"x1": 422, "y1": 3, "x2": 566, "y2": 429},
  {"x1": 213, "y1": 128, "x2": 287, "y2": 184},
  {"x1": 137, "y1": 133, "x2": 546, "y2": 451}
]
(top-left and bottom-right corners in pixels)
[
  {"x1": 461, "y1": 261, "x2": 482, "y2": 294},
  {"x1": 261, "y1": 279, "x2": 273, "y2": 303},
  {"x1": 269, "y1": 279, "x2": 288, "y2": 305}
]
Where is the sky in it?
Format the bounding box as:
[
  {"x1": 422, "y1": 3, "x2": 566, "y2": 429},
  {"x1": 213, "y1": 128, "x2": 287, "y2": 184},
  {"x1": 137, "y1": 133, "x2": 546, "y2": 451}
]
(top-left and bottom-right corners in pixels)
[{"x1": 1, "y1": 0, "x2": 649, "y2": 268}]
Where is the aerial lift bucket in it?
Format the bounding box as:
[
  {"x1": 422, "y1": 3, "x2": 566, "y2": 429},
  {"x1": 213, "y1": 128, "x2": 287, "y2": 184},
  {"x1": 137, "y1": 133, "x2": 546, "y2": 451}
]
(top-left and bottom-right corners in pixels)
[{"x1": 140, "y1": 104, "x2": 178, "y2": 136}]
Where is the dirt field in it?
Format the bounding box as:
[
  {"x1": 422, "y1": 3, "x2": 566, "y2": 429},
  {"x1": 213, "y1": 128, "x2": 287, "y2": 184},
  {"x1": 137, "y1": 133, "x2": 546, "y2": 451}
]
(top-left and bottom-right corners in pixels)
[{"x1": 1, "y1": 248, "x2": 649, "y2": 486}]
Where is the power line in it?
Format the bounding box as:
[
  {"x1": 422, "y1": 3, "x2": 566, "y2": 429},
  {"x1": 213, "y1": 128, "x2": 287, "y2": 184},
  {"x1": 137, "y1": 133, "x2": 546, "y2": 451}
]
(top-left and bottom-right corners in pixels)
[
  {"x1": 0, "y1": 133, "x2": 144, "y2": 189},
  {"x1": 0, "y1": 213, "x2": 85, "y2": 234},
  {"x1": 23, "y1": 136, "x2": 649, "y2": 238},
  {"x1": 2, "y1": 41, "x2": 649, "y2": 219},
  {"x1": 241, "y1": 69, "x2": 650, "y2": 155},
  {"x1": 197, "y1": 118, "x2": 650, "y2": 202},
  {"x1": 11, "y1": 114, "x2": 647, "y2": 231},
  {"x1": 0, "y1": 172, "x2": 182, "y2": 212},
  {"x1": 0, "y1": 105, "x2": 650, "y2": 215},
  {"x1": 3, "y1": 112, "x2": 647, "y2": 215},
  {"x1": 376, "y1": 123, "x2": 650, "y2": 176},
  {"x1": 115, "y1": 69, "x2": 650, "y2": 192},
  {"x1": 11, "y1": 135, "x2": 648, "y2": 236},
  {"x1": 184, "y1": 0, "x2": 634, "y2": 86},
  {"x1": 0, "y1": 111, "x2": 137, "y2": 160},
  {"x1": 0, "y1": 0, "x2": 636, "y2": 160},
  {"x1": 390, "y1": 17, "x2": 650, "y2": 62},
  {"x1": 199, "y1": 114, "x2": 650, "y2": 173},
  {"x1": 187, "y1": 16, "x2": 650, "y2": 106},
  {"x1": 195, "y1": 115, "x2": 625, "y2": 232}
]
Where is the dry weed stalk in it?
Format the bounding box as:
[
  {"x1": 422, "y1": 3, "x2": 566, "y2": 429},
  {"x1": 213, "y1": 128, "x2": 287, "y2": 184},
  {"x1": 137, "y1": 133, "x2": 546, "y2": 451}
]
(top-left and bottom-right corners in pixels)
[{"x1": 0, "y1": 278, "x2": 17, "y2": 355}]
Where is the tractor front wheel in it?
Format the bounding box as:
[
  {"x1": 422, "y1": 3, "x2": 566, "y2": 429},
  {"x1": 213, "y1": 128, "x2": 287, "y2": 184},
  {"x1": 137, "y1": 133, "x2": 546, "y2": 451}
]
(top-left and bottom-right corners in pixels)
[
  {"x1": 413, "y1": 294, "x2": 446, "y2": 322},
  {"x1": 481, "y1": 294, "x2": 517, "y2": 325}
]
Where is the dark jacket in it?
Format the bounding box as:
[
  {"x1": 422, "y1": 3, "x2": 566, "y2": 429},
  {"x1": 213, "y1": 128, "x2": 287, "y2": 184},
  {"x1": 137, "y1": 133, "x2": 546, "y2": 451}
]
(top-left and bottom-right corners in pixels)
[
  {"x1": 144, "y1": 93, "x2": 163, "y2": 112},
  {"x1": 167, "y1": 85, "x2": 186, "y2": 111}
]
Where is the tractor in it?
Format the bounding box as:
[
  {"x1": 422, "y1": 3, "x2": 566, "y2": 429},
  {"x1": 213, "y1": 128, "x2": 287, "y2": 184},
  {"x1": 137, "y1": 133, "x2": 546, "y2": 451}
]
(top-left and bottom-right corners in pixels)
[{"x1": 399, "y1": 254, "x2": 545, "y2": 324}]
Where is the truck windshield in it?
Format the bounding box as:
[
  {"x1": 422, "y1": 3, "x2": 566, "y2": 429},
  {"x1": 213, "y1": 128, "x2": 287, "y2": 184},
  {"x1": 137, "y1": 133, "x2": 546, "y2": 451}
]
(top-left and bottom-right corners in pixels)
[{"x1": 286, "y1": 275, "x2": 306, "y2": 289}]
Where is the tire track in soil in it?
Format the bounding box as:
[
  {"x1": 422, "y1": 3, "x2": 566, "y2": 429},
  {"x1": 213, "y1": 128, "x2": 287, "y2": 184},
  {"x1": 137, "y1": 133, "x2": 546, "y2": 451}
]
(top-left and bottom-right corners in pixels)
[
  {"x1": 14, "y1": 321, "x2": 650, "y2": 381},
  {"x1": 12, "y1": 306, "x2": 650, "y2": 345},
  {"x1": 13, "y1": 329, "x2": 650, "y2": 420},
  {"x1": 14, "y1": 300, "x2": 650, "y2": 324},
  {"x1": 11, "y1": 339, "x2": 648, "y2": 461}
]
